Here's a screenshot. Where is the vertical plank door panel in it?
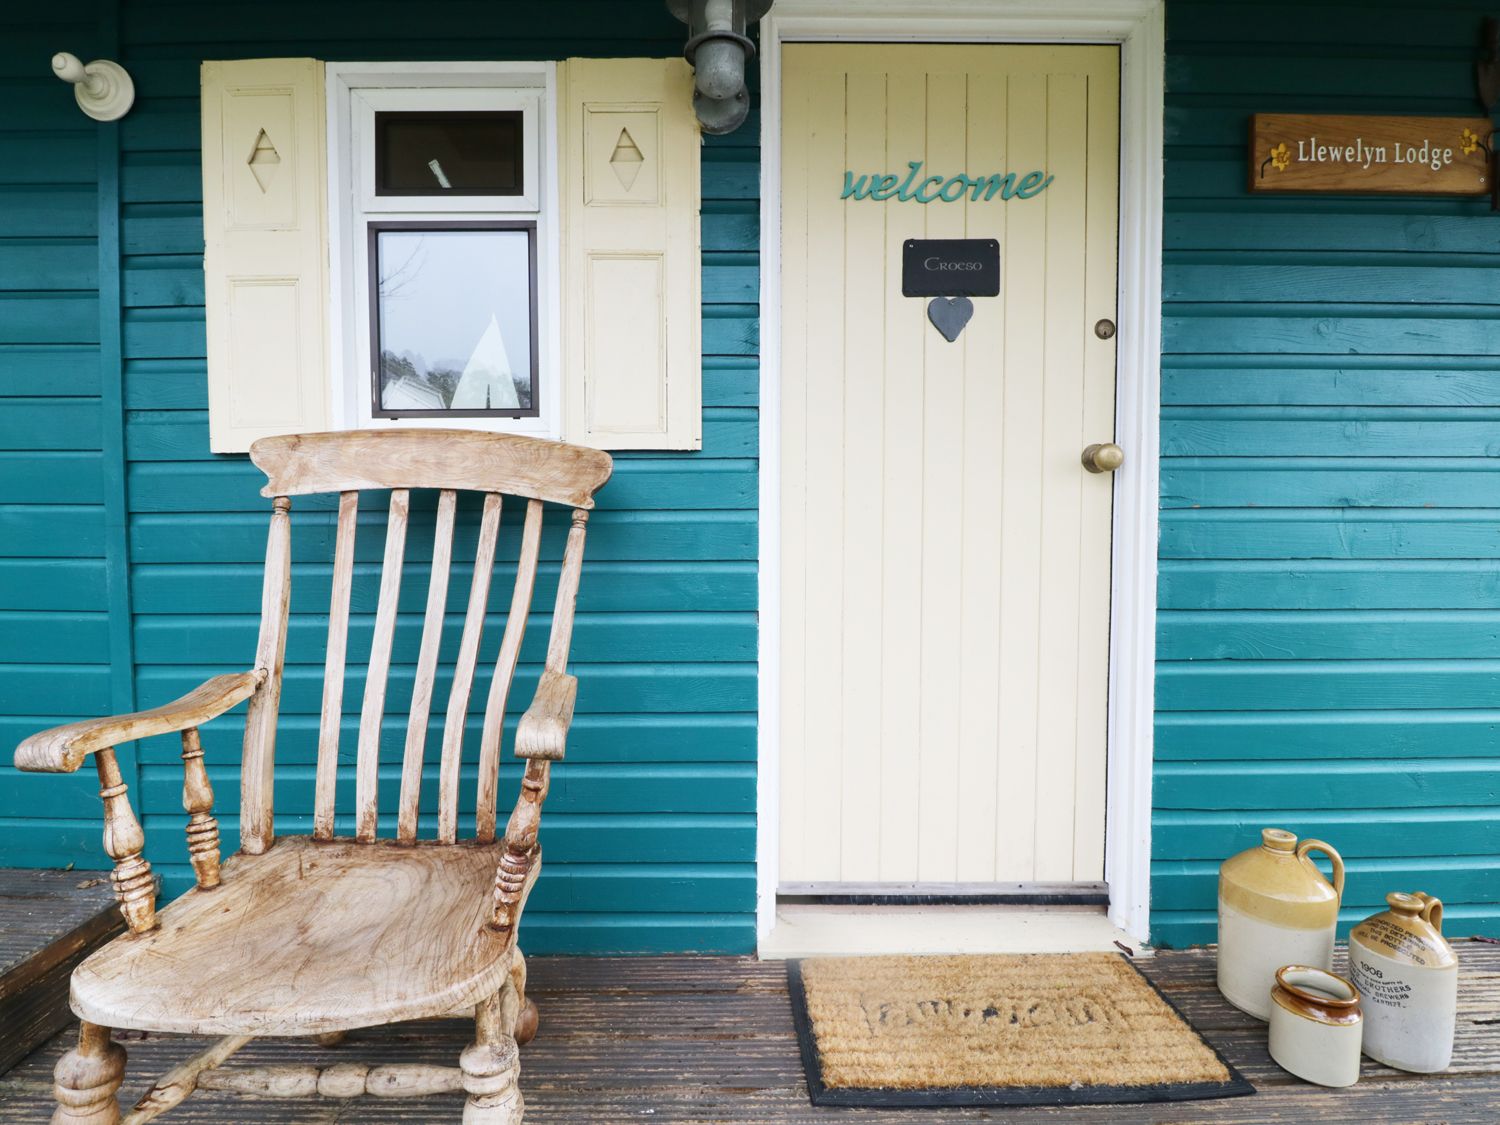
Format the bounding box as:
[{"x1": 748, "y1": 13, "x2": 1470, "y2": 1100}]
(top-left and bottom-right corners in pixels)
[
  {"x1": 783, "y1": 57, "x2": 850, "y2": 883},
  {"x1": 992, "y1": 70, "x2": 1051, "y2": 881},
  {"x1": 779, "y1": 44, "x2": 1120, "y2": 891},
  {"x1": 1033, "y1": 73, "x2": 1092, "y2": 880},
  {"x1": 954, "y1": 69, "x2": 1009, "y2": 882},
  {"x1": 1072, "y1": 63, "x2": 1122, "y2": 882},
  {"x1": 777, "y1": 56, "x2": 814, "y2": 881},
  {"x1": 914, "y1": 69, "x2": 970, "y2": 883},
  {"x1": 837, "y1": 69, "x2": 888, "y2": 880},
  {"x1": 874, "y1": 68, "x2": 928, "y2": 883}
]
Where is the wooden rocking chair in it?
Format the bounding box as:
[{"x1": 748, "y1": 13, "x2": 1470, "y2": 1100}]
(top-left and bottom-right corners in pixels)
[{"x1": 13, "y1": 429, "x2": 613, "y2": 1124}]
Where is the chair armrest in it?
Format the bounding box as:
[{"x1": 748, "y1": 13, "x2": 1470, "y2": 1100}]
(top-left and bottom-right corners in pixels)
[
  {"x1": 514, "y1": 671, "x2": 578, "y2": 761},
  {"x1": 14, "y1": 670, "x2": 266, "y2": 773}
]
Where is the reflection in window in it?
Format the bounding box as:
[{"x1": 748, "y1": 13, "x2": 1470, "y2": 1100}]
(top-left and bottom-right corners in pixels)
[
  {"x1": 372, "y1": 225, "x2": 537, "y2": 418},
  {"x1": 375, "y1": 112, "x2": 523, "y2": 195}
]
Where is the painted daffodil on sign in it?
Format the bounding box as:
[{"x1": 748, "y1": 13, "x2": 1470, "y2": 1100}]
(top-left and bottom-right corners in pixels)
[
  {"x1": 1269, "y1": 142, "x2": 1291, "y2": 171},
  {"x1": 1461, "y1": 127, "x2": 1481, "y2": 156}
]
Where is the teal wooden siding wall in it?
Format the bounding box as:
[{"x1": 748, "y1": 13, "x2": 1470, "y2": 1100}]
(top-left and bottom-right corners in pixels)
[
  {"x1": 0, "y1": 2, "x2": 136, "y2": 871},
  {"x1": 0, "y1": 0, "x2": 759, "y2": 954},
  {"x1": 7, "y1": 0, "x2": 1498, "y2": 955},
  {"x1": 1153, "y1": 0, "x2": 1500, "y2": 946}
]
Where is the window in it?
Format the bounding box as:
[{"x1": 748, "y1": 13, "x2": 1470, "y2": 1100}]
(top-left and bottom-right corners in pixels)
[
  {"x1": 369, "y1": 222, "x2": 538, "y2": 417},
  {"x1": 329, "y1": 64, "x2": 560, "y2": 437},
  {"x1": 204, "y1": 58, "x2": 699, "y2": 452},
  {"x1": 375, "y1": 112, "x2": 523, "y2": 196}
]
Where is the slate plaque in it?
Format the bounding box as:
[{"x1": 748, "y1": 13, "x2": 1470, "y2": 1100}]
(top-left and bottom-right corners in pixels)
[{"x1": 902, "y1": 238, "x2": 1000, "y2": 297}]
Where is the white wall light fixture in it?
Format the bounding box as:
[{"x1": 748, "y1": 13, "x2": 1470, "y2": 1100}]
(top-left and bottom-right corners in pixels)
[{"x1": 52, "y1": 51, "x2": 135, "y2": 121}]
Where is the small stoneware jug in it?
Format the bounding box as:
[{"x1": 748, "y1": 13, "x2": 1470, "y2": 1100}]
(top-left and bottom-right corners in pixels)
[
  {"x1": 1348, "y1": 891, "x2": 1459, "y2": 1073},
  {"x1": 1217, "y1": 828, "x2": 1345, "y2": 1020},
  {"x1": 1267, "y1": 965, "x2": 1364, "y2": 1088}
]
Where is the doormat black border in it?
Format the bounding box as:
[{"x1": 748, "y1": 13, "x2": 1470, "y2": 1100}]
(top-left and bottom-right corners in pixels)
[{"x1": 787, "y1": 954, "x2": 1256, "y2": 1108}]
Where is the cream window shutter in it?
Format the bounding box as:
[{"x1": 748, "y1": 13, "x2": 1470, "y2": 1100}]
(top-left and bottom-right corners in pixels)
[
  {"x1": 560, "y1": 59, "x2": 702, "y2": 451},
  {"x1": 201, "y1": 58, "x2": 329, "y2": 453}
]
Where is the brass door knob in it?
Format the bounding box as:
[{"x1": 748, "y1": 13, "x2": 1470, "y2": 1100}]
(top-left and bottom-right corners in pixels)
[{"x1": 1081, "y1": 442, "x2": 1124, "y2": 473}]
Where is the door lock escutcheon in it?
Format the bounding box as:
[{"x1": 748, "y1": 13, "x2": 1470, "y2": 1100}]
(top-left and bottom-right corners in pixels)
[{"x1": 1094, "y1": 318, "x2": 1116, "y2": 339}]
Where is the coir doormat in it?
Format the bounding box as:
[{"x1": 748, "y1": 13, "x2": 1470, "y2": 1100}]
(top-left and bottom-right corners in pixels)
[{"x1": 788, "y1": 952, "x2": 1254, "y2": 1107}]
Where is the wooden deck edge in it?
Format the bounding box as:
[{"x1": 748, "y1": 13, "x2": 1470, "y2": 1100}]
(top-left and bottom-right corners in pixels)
[{"x1": 0, "y1": 876, "x2": 124, "y2": 1076}]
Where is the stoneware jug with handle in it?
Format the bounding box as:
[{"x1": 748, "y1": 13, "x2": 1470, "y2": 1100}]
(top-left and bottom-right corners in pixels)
[
  {"x1": 1217, "y1": 828, "x2": 1345, "y2": 1020},
  {"x1": 1349, "y1": 891, "x2": 1458, "y2": 1073}
]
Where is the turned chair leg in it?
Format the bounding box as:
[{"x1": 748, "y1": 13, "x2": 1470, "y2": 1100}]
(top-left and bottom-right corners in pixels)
[
  {"x1": 52, "y1": 1022, "x2": 126, "y2": 1125},
  {"x1": 461, "y1": 990, "x2": 523, "y2": 1124},
  {"x1": 511, "y1": 948, "x2": 538, "y2": 1046}
]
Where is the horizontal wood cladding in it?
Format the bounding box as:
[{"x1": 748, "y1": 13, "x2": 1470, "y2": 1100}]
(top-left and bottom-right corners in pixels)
[
  {"x1": 1154, "y1": 0, "x2": 1500, "y2": 949},
  {"x1": 0, "y1": 9, "x2": 114, "y2": 883},
  {"x1": 0, "y1": 1, "x2": 759, "y2": 953}
]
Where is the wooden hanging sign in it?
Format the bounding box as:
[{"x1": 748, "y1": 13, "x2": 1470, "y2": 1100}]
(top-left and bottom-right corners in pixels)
[{"x1": 1249, "y1": 114, "x2": 1493, "y2": 195}]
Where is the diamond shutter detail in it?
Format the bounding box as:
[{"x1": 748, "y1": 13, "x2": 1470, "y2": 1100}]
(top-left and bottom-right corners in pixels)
[
  {"x1": 560, "y1": 58, "x2": 703, "y2": 451},
  {"x1": 201, "y1": 58, "x2": 330, "y2": 452}
]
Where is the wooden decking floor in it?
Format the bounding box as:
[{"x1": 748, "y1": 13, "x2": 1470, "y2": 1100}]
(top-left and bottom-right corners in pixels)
[{"x1": 2, "y1": 943, "x2": 1497, "y2": 1122}]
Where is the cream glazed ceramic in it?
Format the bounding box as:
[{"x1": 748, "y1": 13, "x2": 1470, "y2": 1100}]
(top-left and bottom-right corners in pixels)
[
  {"x1": 1217, "y1": 828, "x2": 1345, "y2": 1020},
  {"x1": 1349, "y1": 891, "x2": 1459, "y2": 1073},
  {"x1": 1267, "y1": 965, "x2": 1364, "y2": 1088}
]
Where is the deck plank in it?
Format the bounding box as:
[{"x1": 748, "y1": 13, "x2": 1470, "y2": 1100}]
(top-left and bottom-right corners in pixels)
[{"x1": 1, "y1": 945, "x2": 1497, "y2": 1121}]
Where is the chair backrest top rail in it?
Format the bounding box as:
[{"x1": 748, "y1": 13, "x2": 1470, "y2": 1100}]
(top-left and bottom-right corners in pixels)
[{"x1": 250, "y1": 429, "x2": 613, "y2": 509}]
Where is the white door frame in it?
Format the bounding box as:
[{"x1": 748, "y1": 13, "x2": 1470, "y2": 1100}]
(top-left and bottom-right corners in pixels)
[{"x1": 755, "y1": 0, "x2": 1166, "y2": 947}]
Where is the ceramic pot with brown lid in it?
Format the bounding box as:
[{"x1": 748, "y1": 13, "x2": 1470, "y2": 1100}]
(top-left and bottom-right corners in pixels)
[
  {"x1": 1267, "y1": 965, "x2": 1364, "y2": 1087},
  {"x1": 1217, "y1": 828, "x2": 1345, "y2": 1020},
  {"x1": 1348, "y1": 891, "x2": 1459, "y2": 1073}
]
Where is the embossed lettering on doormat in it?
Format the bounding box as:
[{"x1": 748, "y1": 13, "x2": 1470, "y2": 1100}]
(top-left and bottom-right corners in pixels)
[{"x1": 788, "y1": 953, "x2": 1254, "y2": 1107}]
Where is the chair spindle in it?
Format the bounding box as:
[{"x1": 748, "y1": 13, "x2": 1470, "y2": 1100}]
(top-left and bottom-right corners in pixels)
[
  {"x1": 240, "y1": 495, "x2": 291, "y2": 855},
  {"x1": 436, "y1": 492, "x2": 502, "y2": 844},
  {"x1": 475, "y1": 498, "x2": 545, "y2": 842},
  {"x1": 356, "y1": 489, "x2": 410, "y2": 842},
  {"x1": 544, "y1": 510, "x2": 590, "y2": 672},
  {"x1": 398, "y1": 489, "x2": 457, "y2": 843},
  {"x1": 96, "y1": 747, "x2": 156, "y2": 933},
  {"x1": 180, "y1": 727, "x2": 221, "y2": 889},
  {"x1": 314, "y1": 491, "x2": 358, "y2": 840}
]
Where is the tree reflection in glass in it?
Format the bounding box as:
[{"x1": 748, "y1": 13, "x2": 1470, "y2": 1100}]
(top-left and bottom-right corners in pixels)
[{"x1": 374, "y1": 226, "x2": 536, "y2": 416}]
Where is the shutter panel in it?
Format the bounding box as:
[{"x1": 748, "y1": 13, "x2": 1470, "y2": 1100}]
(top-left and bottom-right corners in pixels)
[
  {"x1": 201, "y1": 58, "x2": 329, "y2": 453},
  {"x1": 560, "y1": 59, "x2": 702, "y2": 451}
]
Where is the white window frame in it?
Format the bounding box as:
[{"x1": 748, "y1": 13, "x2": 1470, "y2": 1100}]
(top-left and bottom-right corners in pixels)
[{"x1": 326, "y1": 62, "x2": 563, "y2": 439}]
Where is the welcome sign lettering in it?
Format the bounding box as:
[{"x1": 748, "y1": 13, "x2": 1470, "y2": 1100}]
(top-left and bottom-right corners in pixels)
[
  {"x1": 842, "y1": 160, "x2": 1053, "y2": 203},
  {"x1": 1250, "y1": 113, "x2": 1492, "y2": 195}
]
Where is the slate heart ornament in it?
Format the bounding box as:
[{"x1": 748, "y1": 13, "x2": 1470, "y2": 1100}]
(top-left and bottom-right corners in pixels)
[{"x1": 927, "y1": 296, "x2": 974, "y2": 342}]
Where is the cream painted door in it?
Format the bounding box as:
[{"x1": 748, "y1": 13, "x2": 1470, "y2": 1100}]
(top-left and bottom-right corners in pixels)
[{"x1": 778, "y1": 43, "x2": 1120, "y2": 889}]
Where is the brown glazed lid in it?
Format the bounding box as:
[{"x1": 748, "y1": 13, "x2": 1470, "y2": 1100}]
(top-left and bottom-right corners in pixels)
[{"x1": 1351, "y1": 892, "x2": 1459, "y2": 968}]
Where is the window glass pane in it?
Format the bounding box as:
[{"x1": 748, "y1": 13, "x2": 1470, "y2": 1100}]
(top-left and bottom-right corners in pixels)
[
  {"x1": 374, "y1": 227, "x2": 536, "y2": 416},
  {"x1": 375, "y1": 112, "x2": 522, "y2": 195}
]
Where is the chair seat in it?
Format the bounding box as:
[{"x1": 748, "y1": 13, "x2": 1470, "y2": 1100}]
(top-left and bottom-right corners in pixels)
[{"x1": 70, "y1": 836, "x2": 513, "y2": 1036}]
